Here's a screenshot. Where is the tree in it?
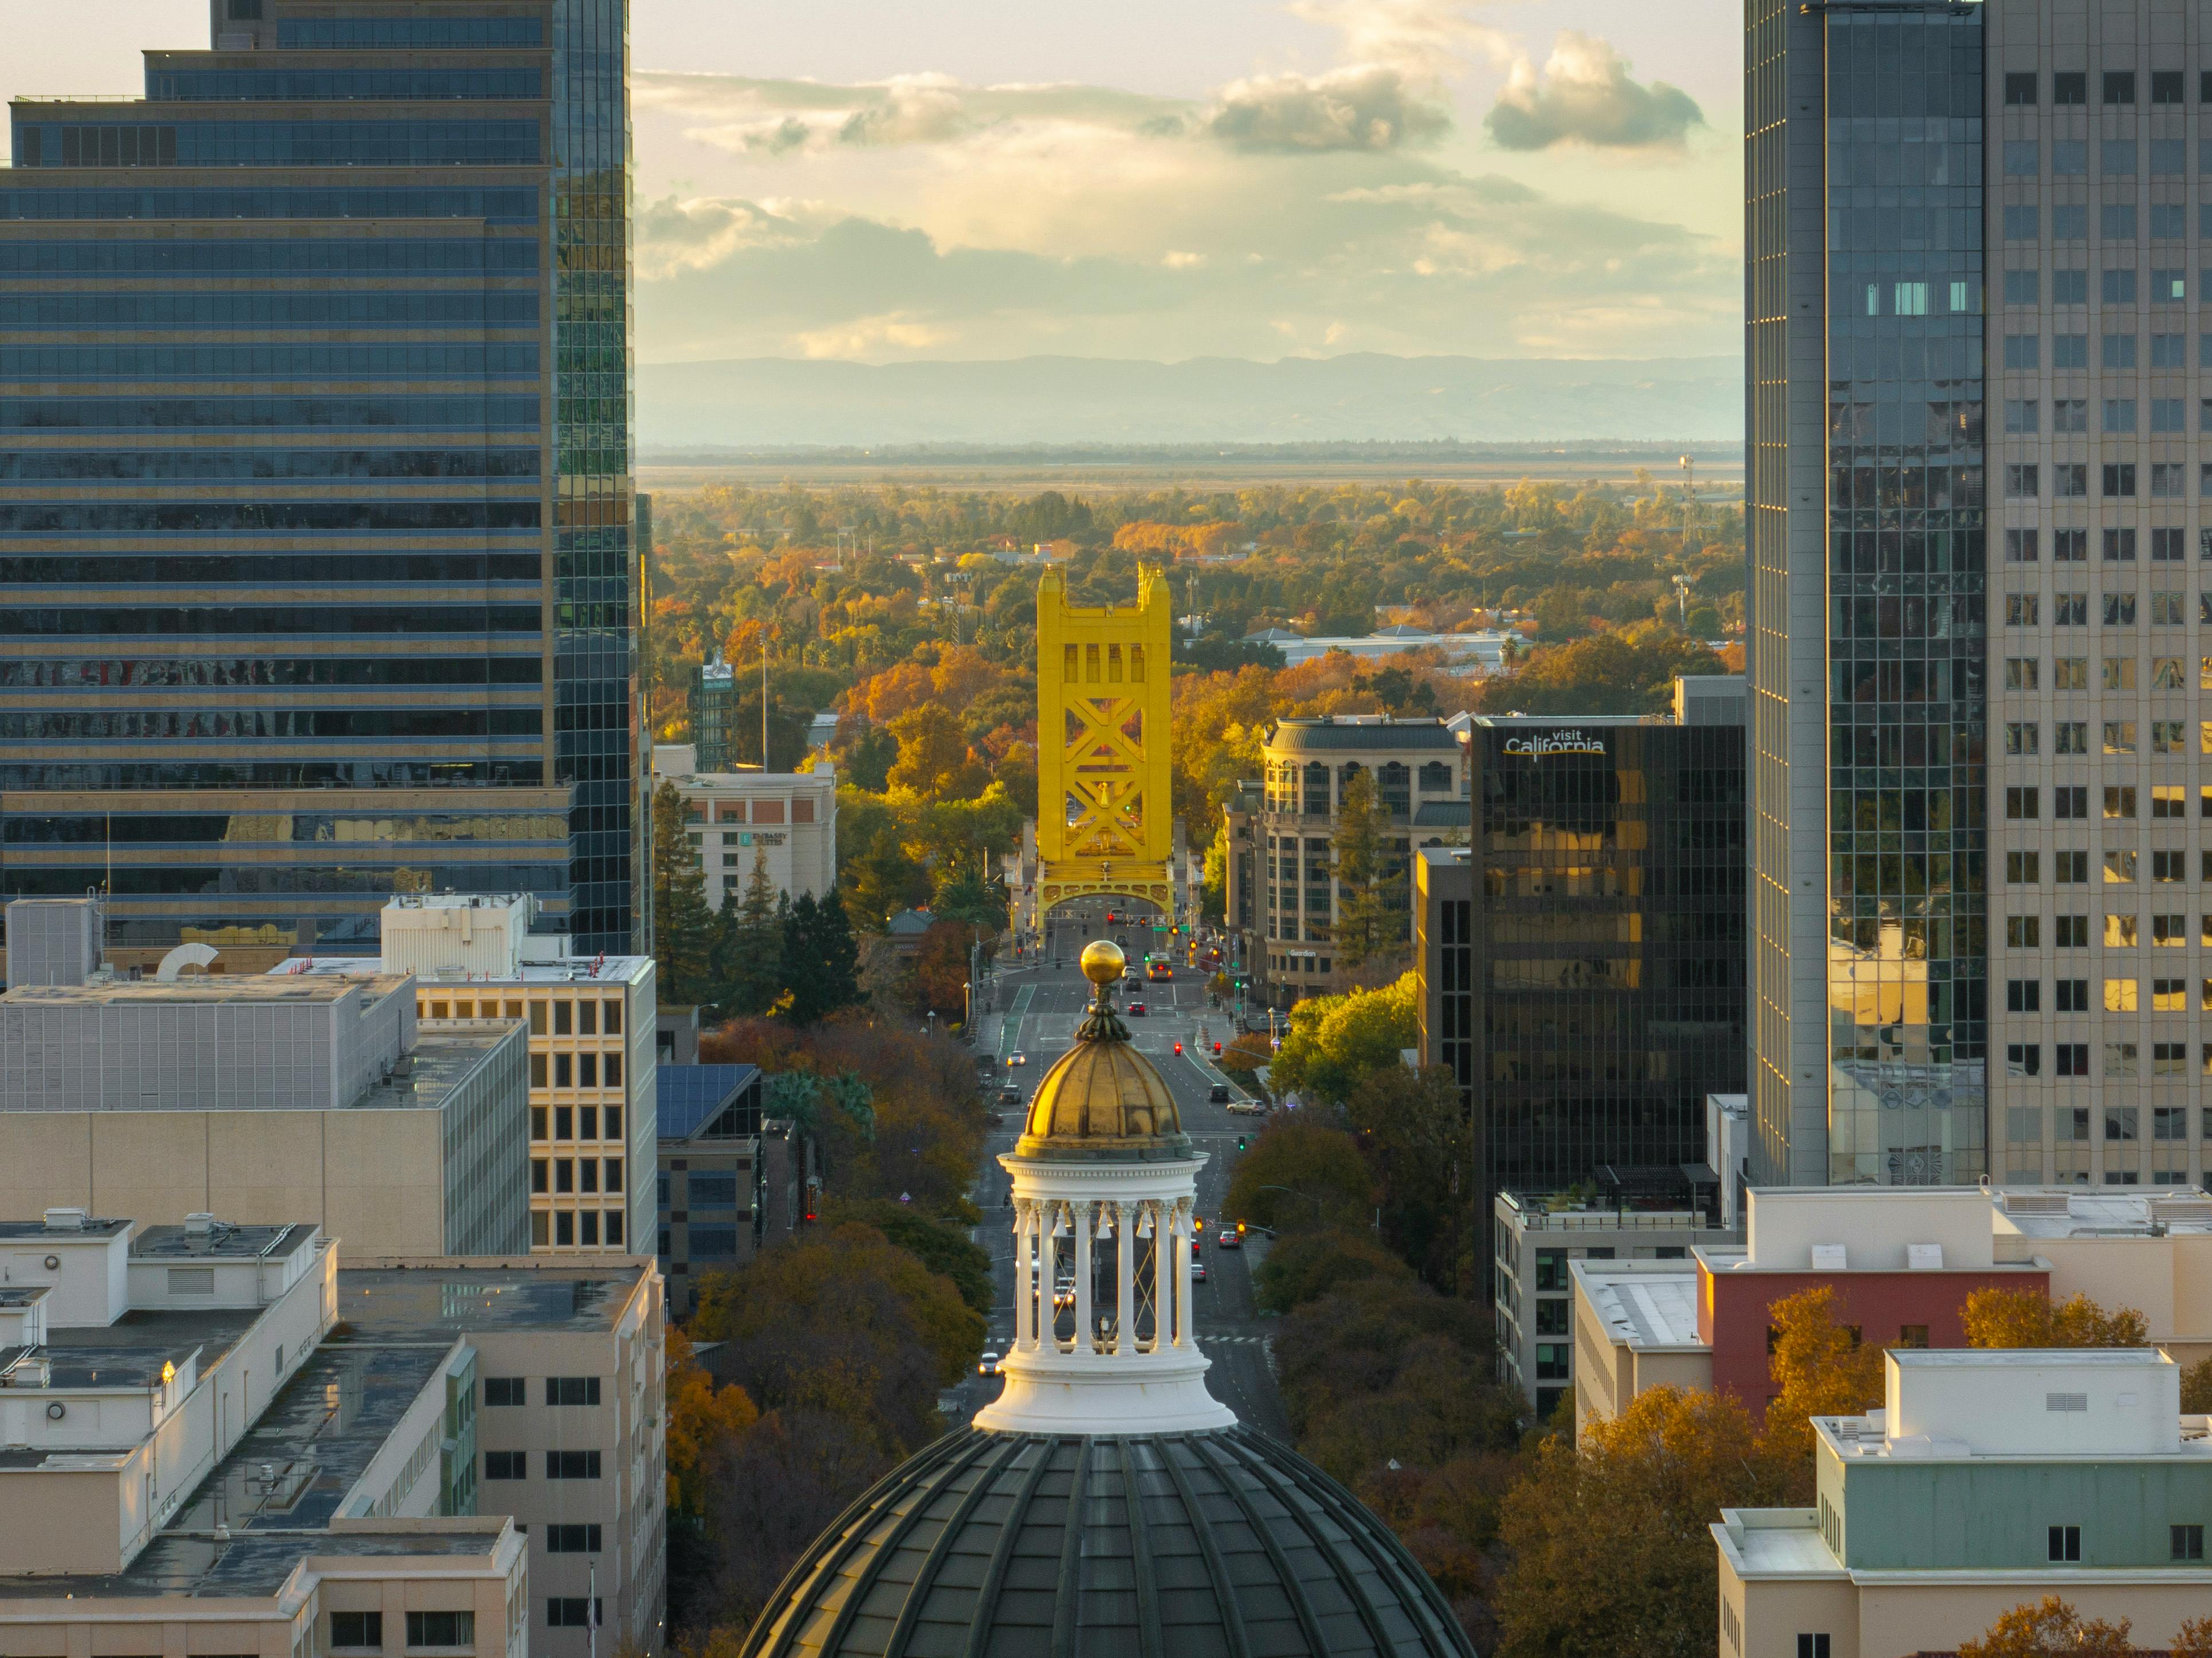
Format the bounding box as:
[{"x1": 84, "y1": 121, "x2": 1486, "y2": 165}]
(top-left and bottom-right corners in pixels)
[
  {"x1": 911, "y1": 918, "x2": 980, "y2": 1018},
  {"x1": 1346, "y1": 1064, "x2": 1476, "y2": 1293},
  {"x1": 665, "y1": 1326, "x2": 759, "y2": 1518},
  {"x1": 722, "y1": 848, "x2": 787, "y2": 1016},
  {"x1": 1254, "y1": 1224, "x2": 1415, "y2": 1315},
  {"x1": 930, "y1": 854, "x2": 1007, "y2": 930},
  {"x1": 1493, "y1": 1386, "x2": 1778, "y2": 1658},
  {"x1": 780, "y1": 886, "x2": 862, "y2": 1024},
  {"x1": 837, "y1": 717, "x2": 898, "y2": 791},
  {"x1": 1223, "y1": 1116, "x2": 1372, "y2": 1232},
  {"x1": 1962, "y1": 1287, "x2": 2150, "y2": 1349},
  {"x1": 842, "y1": 822, "x2": 928, "y2": 931},
  {"x1": 886, "y1": 704, "x2": 985, "y2": 801},
  {"x1": 1267, "y1": 971, "x2": 1420, "y2": 1105},
  {"x1": 1956, "y1": 1597, "x2": 2135, "y2": 1658},
  {"x1": 651, "y1": 780, "x2": 716, "y2": 1006},
  {"x1": 721, "y1": 681, "x2": 812, "y2": 771},
  {"x1": 2183, "y1": 1354, "x2": 2212, "y2": 1414},
  {"x1": 1332, "y1": 766, "x2": 1401, "y2": 971},
  {"x1": 1757, "y1": 1284, "x2": 1885, "y2": 1498},
  {"x1": 828, "y1": 1197, "x2": 993, "y2": 1315}
]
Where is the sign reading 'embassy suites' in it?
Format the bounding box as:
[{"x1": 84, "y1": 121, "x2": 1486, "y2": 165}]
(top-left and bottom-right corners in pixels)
[{"x1": 1503, "y1": 729, "x2": 1608, "y2": 757}]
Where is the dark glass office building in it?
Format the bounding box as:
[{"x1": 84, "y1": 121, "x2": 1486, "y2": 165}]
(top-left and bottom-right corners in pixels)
[
  {"x1": 1419, "y1": 692, "x2": 1749, "y2": 1276},
  {"x1": 0, "y1": 0, "x2": 640, "y2": 966}
]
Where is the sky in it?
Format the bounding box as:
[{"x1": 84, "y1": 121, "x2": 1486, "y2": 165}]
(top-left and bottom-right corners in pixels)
[{"x1": 3, "y1": 0, "x2": 1739, "y2": 366}]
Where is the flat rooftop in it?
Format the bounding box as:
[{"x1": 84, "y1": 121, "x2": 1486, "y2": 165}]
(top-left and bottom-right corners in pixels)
[
  {"x1": 337, "y1": 1263, "x2": 641, "y2": 1338},
  {"x1": 1, "y1": 975, "x2": 407, "y2": 1008},
  {"x1": 46, "y1": 1302, "x2": 268, "y2": 1380},
  {"x1": 1712, "y1": 1511, "x2": 1844, "y2": 1579},
  {"x1": 343, "y1": 1026, "x2": 520, "y2": 1113},
  {"x1": 1993, "y1": 1187, "x2": 2212, "y2": 1239},
  {"x1": 0, "y1": 1216, "x2": 130, "y2": 1240},
  {"x1": 1574, "y1": 1261, "x2": 1704, "y2": 1350},
  {"x1": 133, "y1": 1221, "x2": 319, "y2": 1263},
  {"x1": 278, "y1": 955, "x2": 651, "y2": 985}
]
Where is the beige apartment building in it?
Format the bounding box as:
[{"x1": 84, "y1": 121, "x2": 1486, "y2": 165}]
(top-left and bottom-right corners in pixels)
[
  {"x1": 650, "y1": 749, "x2": 839, "y2": 913},
  {"x1": 297, "y1": 894, "x2": 658, "y2": 1256},
  {"x1": 0, "y1": 1208, "x2": 662, "y2": 1658}
]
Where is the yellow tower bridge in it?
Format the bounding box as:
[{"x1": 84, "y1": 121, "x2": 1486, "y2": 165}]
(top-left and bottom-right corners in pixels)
[{"x1": 1034, "y1": 563, "x2": 1175, "y2": 925}]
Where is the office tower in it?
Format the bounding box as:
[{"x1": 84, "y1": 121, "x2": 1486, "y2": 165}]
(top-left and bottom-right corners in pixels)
[
  {"x1": 1747, "y1": 1, "x2": 1989, "y2": 1186},
  {"x1": 0, "y1": 0, "x2": 640, "y2": 969},
  {"x1": 1415, "y1": 676, "x2": 1749, "y2": 1284}
]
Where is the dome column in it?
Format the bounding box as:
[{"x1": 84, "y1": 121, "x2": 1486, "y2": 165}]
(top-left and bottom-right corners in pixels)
[
  {"x1": 1012, "y1": 1201, "x2": 1036, "y2": 1351},
  {"x1": 1173, "y1": 1198, "x2": 1195, "y2": 1347},
  {"x1": 1114, "y1": 1201, "x2": 1136, "y2": 1355},
  {"x1": 1072, "y1": 1200, "x2": 1095, "y2": 1351}
]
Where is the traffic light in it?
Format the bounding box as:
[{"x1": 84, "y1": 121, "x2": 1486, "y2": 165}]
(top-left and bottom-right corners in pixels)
[
  {"x1": 1236, "y1": 1220, "x2": 1247, "y2": 1236},
  {"x1": 1236, "y1": 1134, "x2": 1247, "y2": 1152},
  {"x1": 1212, "y1": 1042, "x2": 1221, "y2": 1055}
]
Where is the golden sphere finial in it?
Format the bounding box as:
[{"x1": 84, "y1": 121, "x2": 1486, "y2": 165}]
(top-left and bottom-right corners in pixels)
[{"x1": 1080, "y1": 939, "x2": 1125, "y2": 987}]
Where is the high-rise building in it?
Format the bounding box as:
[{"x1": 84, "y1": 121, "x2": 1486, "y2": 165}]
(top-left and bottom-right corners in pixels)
[
  {"x1": 1751, "y1": 1, "x2": 2212, "y2": 1191},
  {"x1": 1747, "y1": 1, "x2": 1990, "y2": 1186},
  {"x1": 0, "y1": 0, "x2": 640, "y2": 969}
]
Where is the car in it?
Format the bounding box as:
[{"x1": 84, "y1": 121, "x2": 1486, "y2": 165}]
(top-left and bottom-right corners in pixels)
[
  {"x1": 977, "y1": 1351, "x2": 1001, "y2": 1377},
  {"x1": 1052, "y1": 1280, "x2": 1076, "y2": 1309},
  {"x1": 1207, "y1": 1082, "x2": 1232, "y2": 1104},
  {"x1": 1116, "y1": 934, "x2": 1129, "y2": 948},
  {"x1": 1192, "y1": 1260, "x2": 1209, "y2": 1282},
  {"x1": 1127, "y1": 1001, "x2": 1146, "y2": 1015},
  {"x1": 1008, "y1": 1052, "x2": 1027, "y2": 1067},
  {"x1": 1227, "y1": 1099, "x2": 1266, "y2": 1116},
  {"x1": 999, "y1": 1087, "x2": 1022, "y2": 1106},
  {"x1": 1216, "y1": 1229, "x2": 1242, "y2": 1251}
]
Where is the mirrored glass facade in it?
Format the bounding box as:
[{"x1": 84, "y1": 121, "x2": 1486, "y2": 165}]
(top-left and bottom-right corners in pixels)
[
  {"x1": 0, "y1": 1, "x2": 638, "y2": 967},
  {"x1": 1749, "y1": 0, "x2": 1989, "y2": 1187}
]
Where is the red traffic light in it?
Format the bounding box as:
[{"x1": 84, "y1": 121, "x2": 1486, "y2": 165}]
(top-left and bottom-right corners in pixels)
[
  {"x1": 1173, "y1": 1041, "x2": 1183, "y2": 1055},
  {"x1": 1212, "y1": 1042, "x2": 1221, "y2": 1055}
]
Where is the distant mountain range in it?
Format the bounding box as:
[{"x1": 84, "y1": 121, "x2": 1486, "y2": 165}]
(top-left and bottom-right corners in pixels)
[{"x1": 637, "y1": 353, "x2": 1741, "y2": 450}]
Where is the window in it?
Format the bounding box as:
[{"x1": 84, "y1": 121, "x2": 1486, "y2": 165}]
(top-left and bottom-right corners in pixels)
[
  {"x1": 2156, "y1": 913, "x2": 2189, "y2": 945},
  {"x1": 555, "y1": 1158, "x2": 573, "y2": 1194},
  {"x1": 2154, "y1": 70, "x2": 2186, "y2": 104},
  {"x1": 2106, "y1": 786, "x2": 2138, "y2": 820},
  {"x1": 2054, "y1": 788, "x2": 2088, "y2": 821},
  {"x1": 2155, "y1": 786, "x2": 2187, "y2": 819},
  {"x1": 2008, "y1": 916, "x2": 2041, "y2": 948},
  {"x1": 2104, "y1": 271, "x2": 2138, "y2": 308},
  {"x1": 2056, "y1": 915, "x2": 2089, "y2": 947},
  {"x1": 2005, "y1": 463, "x2": 2040, "y2": 498},
  {"x1": 576, "y1": 1000, "x2": 596, "y2": 1036},
  {"x1": 1535, "y1": 1299, "x2": 1569, "y2": 1335},
  {"x1": 168, "y1": 1267, "x2": 214, "y2": 1295},
  {"x1": 2104, "y1": 462, "x2": 2138, "y2": 498},
  {"x1": 2156, "y1": 850, "x2": 2189, "y2": 883},
  {"x1": 2050, "y1": 1525, "x2": 2083, "y2": 1563},
  {"x1": 2106, "y1": 849, "x2": 2139, "y2": 882},
  {"x1": 2056, "y1": 979, "x2": 2091, "y2": 1013},
  {"x1": 531, "y1": 1158, "x2": 548, "y2": 1195},
  {"x1": 483, "y1": 1450, "x2": 527, "y2": 1479},
  {"x1": 2154, "y1": 203, "x2": 2189, "y2": 238},
  {"x1": 2155, "y1": 272, "x2": 2188, "y2": 305},
  {"x1": 405, "y1": 1613, "x2": 473, "y2": 1649},
  {"x1": 2003, "y1": 271, "x2": 2039, "y2": 307},
  {"x1": 1534, "y1": 1343, "x2": 1569, "y2": 1381},
  {"x1": 578, "y1": 1054, "x2": 598, "y2": 1088},
  {"x1": 2006, "y1": 787, "x2": 2038, "y2": 820},
  {"x1": 484, "y1": 1376, "x2": 525, "y2": 1406},
  {"x1": 2106, "y1": 139, "x2": 2139, "y2": 176},
  {"x1": 2056, "y1": 850, "x2": 2091, "y2": 883},
  {"x1": 1534, "y1": 1249, "x2": 1566, "y2": 1292},
  {"x1": 2107, "y1": 914, "x2": 2139, "y2": 947},
  {"x1": 2102, "y1": 204, "x2": 2138, "y2": 241},
  {"x1": 332, "y1": 1613, "x2": 383, "y2": 1650},
  {"x1": 2054, "y1": 140, "x2": 2088, "y2": 176},
  {"x1": 2105, "y1": 70, "x2": 2137, "y2": 104},
  {"x1": 2054, "y1": 591, "x2": 2087, "y2": 624},
  {"x1": 2006, "y1": 592, "x2": 2038, "y2": 626},
  {"x1": 2175, "y1": 1525, "x2": 2205, "y2": 1561},
  {"x1": 555, "y1": 1105, "x2": 572, "y2": 1140},
  {"x1": 1797, "y1": 1638, "x2": 1833, "y2": 1658},
  {"x1": 553, "y1": 1000, "x2": 572, "y2": 1036},
  {"x1": 2104, "y1": 721, "x2": 2138, "y2": 755},
  {"x1": 2056, "y1": 722, "x2": 2089, "y2": 754},
  {"x1": 545, "y1": 1376, "x2": 600, "y2": 1406},
  {"x1": 545, "y1": 1450, "x2": 602, "y2": 1479},
  {"x1": 2003, "y1": 335, "x2": 2040, "y2": 371},
  {"x1": 2054, "y1": 70, "x2": 2087, "y2": 105},
  {"x1": 530, "y1": 1105, "x2": 547, "y2": 1140},
  {"x1": 2055, "y1": 205, "x2": 2088, "y2": 239},
  {"x1": 2154, "y1": 525, "x2": 2188, "y2": 559},
  {"x1": 554, "y1": 1053, "x2": 572, "y2": 1089},
  {"x1": 2005, "y1": 722, "x2": 2039, "y2": 756},
  {"x1": 548, "y1": 1601, "x2": 604, "y2": 1630},
  {"x1": 2058, "y1": 1045, "x2": 2091, "y2": 1079},
  {"x1": 2104, "y1": 593, "x2": 2137, "y2": 626},
  {"x1": 2007, "y1": 850, "x2": 2041, "y2": 884},
  {"x1": 2103, "y1": 529, "x2": 2137, "y2": 562},
  {"x1": 1896, "y1": 1325, "x2": 1930, "y2": 1349},
  {"x1": 2156, "y1": 1104, "x2": 2190, "y2": 1139},
  {"x1": 2156, "y1": 463, "x2": 2189, "y2": 497},
  {"x1": 529, "y1": 1052, "x2": 548, "y2": 1089},
  {"x1": 2053, "y1": 273, "x2": 2089, "y2": 309},
  {"x1": 546, "y1": 1524, "x2": 603, "y2": 1553},
  {"x1": 2006, "y1": 205, "x2": 2040, "y2": 240},
  {"x1": 2158, "y1": 977, "x2": 2190, "y2": 1011},
  {"x1": 2007, "y1": 1043, "x2": 2041, "y2": 1076},
  {"x1": 2055, "y1": 463, "x2": 2088, "y2": 497},
  {"x1": 2007, "y1": 980, "x2": 2041, "y2": 1013}
]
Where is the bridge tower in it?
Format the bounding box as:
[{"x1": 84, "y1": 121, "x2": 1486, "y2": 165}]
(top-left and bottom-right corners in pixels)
[{"x1": 1035, "y1": 563, "x2": 1175, "y2": 924}]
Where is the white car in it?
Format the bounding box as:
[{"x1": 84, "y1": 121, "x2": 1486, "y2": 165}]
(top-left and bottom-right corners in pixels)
[
  {"x1": 977, "y1": 1351, "x2": 1001, "y2": 1377},
  {"x1": 1007, "y1": 1052, "x2": 1027, "y2": 1067}
]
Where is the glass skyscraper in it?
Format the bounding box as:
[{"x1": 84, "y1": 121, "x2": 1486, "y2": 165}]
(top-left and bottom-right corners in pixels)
[{"x1": 0, "y1": 0, "x2": 639, "y2": 965}]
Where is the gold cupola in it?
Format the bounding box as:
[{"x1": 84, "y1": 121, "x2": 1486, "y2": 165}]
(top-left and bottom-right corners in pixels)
[{"x1": 1015, "y1": 940, "x2": 1191, "y2": 1162}]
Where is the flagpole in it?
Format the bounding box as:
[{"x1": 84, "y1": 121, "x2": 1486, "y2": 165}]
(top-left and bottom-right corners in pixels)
[{"x1": 588, "y1": 1557, "x2": 598, "y2": 1658}]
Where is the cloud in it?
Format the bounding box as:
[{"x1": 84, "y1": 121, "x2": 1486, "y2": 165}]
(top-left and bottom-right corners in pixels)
[
  {"x1": 1485, "y1": 32, "x2": 1704, "y2": 151},
  {"x1": 792, "y1": 312, "x2": 956, "y2": 359},
  {"x1": 1205, "y1": 65, "x2": 1451, "y2": 152},
  {"x1": 1287, "y1": 0, "x2": 1512, "y2": 79}
]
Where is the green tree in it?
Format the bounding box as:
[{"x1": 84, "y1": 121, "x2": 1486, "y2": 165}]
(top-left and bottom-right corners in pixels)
[
  {"x1": 828, "y1": 1197, "x2": 993, "y2": 1316},
  {"x1": 1493, "y1": 1386, "x2": 1778, "y2": 1658},
  {"x1": 838, "y1": 718, "x2": 898, "y2": 792},
  {"x1": 1266, "y1": 971, "x2": 1420, "y2": 1105},
  {"x1": 1331, "y1": 765, "x2": 1401, "y2": 971},
  {"x1": 724, "y1": 849, "x2": 787, "y2": 1016},
  {"x1": 1254, "y1": 1225, "x2": 1415, "y2": 1315},
  {"x1": 1223, "y1": 1117, "x2": 1372, "y2": 1232},
  {"x1": 780, "y1": 885, "x2": 863, "y2": 1025},
  {"x1": 1345, "y1": 1064, "x2": 1476, "y2": 1294},
  {"x1": 842, "y1": 823, "x2": 928, "y2": 931},
  {"x1": 651, "y1": 780, "x2": 716, "y2": 1006},
  {"x1": 930, "y1": 855, "x2": 1007, "y2": 931},
  {"x1": 1200, "y1": 827, "x2": 1229, "y2": 924}
]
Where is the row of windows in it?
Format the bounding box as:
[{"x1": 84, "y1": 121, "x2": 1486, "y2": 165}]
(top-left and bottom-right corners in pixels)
[
  {"x1": 14, "y1": 119, "x2": 543, "y2": 170},
  {"x1": 2, "y1": 555, "x2": 541, "y2": 586},
  {"x1": 330, "y1": 1612, "x2": 474, "y2": 1650},
  {"x1": 4, "y1": 810, "x2": 565, "y2": 846},
  {"x1": 0, "y1": 186, "x2": 537, "y2": 225},
  {"x1": 1999, "y1": 656, "x2": 2212, "y2": 690},
  {"x1": 0, "y1": 863, "x2": 567, "y2": 897},
  {"x1": 1, "y1": 655, "x2": 541, "y2": 689},
  {"x1": 2005, "y1": 850, "x2": 2212, "y2": 882},
  {"x1": 2003, "y1": 204, "x2": 2197, "y2": 243},
  {"x1": 0, "y1": 449, "x2": 541, "y2": 484},
  {"x1": 276, "y1": 16, "x2": 544, "y2": 47},
  {"x1": 147, "y1": 68, "x2": 544, "y2": 102},
  {"x1": 528, "y1": 1103, "x2": 626, "y2": 1141},
  {"x1": 2007, "y1": 914, "x2": 2212, "y2": 949},
  {"x1": 0, "y1": 502, "x2": 542, "y2": 536},
  {"x1": 0, "y1": 343, "x2": 539, "y2": 380},
  {"x1": 1999, "y1": 721, "x2": 2195, "y2": 756},
  {"x1": 0, "y1": 239, "x2": 536, "y2": 276},
  {"x1": 532, "y1": 1157, "x2": 622, "y2": 1195},
  {"x1": 531, "y1": 1208, "x2": 622, "y2": 1248},
  {"x1": 2003, "y1": 785, "x2": 2205, "y2": 820},
  {"x1": 481, "y1": 1374, "x2": 600, "y2": 1407},
  {"x1": 2001, "y1": 268, "x2": 2194, "y2": 308},
  {"x1": 1999, "y1": 136, "x2": 2206, "y2": 177},
  {"x1": 1998, "y1": 590, "x2": 2198, "y2": 624},
  {"x1": 0, "y1": 708, "x2": 542, "y2": 740},
  {"x1": 0, "y1": 604, "x2": 542, "y2": 636},
  {"x1": 2002, "y1": 68, "x2": 2195, "y2": 107},
  {"x1": 0, "y1": 396, "x2": 541, "y2": 433},
  {"x1": 0, "y1": 292, "x2": 538, "y2": 330},
  {"x1": 2006, "y1": 977, "x2": 2212, "y2": 1013},
  {"x1": 2002, "y1": 335, "x2": 2211, "y2": 374},
  {"x1": 0, "y1": 760, "x2": 546, "y2": 793}
]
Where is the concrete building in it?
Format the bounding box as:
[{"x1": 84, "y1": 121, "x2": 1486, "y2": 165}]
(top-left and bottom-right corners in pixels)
[
  {"x1": 0, "y1": 0, "x2": 643, "y2": 962},
  {"x1": 1417, "y1": 681, "x2": 1749, "y2": 1282},
  {"x1": 0, "y1": 1209, "x2": 663, "y2": 1658},
  {"x1": 0, "y1": 957, "x2": 529, "y2": 1256},
  {"x1": 1253, "y1": 716, "x2": 1467, "y2": 1007},
  {"x1": 656, "y1": 764, "x2": 838, "y2": 914},
  {"x1": 1715, "y1": 1349, "x2": 2212, "y2": 1656},
  {"x1": 1239, "y1": 626, "x2": 1518, "y2": 673},
  {"x1": 1492, "y1": 1188, "x2": 1739, "y2": 1422},
  {"x1": 286, "y1": 894, "x2": 658, "y2": 1257},
  {"x1": 655, "y1": 1062, "x2": 765, "y2": 1316}
]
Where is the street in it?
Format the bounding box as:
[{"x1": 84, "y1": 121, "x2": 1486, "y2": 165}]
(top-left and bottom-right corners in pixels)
[{"x1": 952, "y1": 909, "x2": 1291, "y2": 1440}]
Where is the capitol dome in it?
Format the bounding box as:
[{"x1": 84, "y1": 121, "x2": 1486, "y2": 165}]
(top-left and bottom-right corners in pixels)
[{"x1": 738, "y1": 938, "x2": 1474, "y2": 1658}]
